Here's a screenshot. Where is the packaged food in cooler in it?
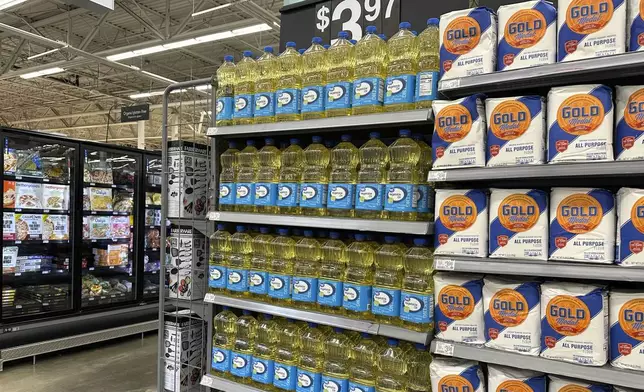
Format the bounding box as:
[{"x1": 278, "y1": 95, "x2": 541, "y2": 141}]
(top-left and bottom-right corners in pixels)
[
  {"x1": 4, "y1": 180, "x2": 15, "y2": 208},
  {"x1": 89, "y1": 187, "x2": 113, "y2": 211},
  {"x1": 4, "y1": 148, "x2": 16, "y2": 173},
  {"x1": 145, "y1": 209, "x2": 155, "y2": 225},
  {"x1": 2, "y1": 246, "x2": 18, "y2": 274},
  {"x1": 3, "y1": 212, "x2": 15, "y2": 240},
  {"x1": 42, "y1": 184, "x2": 69, "y2": 210},
  {"x1": 108, "y1": 244, "x2": 129, "y2": 266},
  {"x1": 82, "y1": 216, "x2": 90, "y2": 239},
  {"x1": 83, "y1": 188, "x2": 90, "y2": 210},
  {"x1": 16, "y1": 149, "x2": 42, "y2": 177},
  {"x1": 42, "y1": 157, "x2": 69, "y2": 182},
  {"x1": 114, "y1": 169, "x2": 135, "y2": 186},
  {"x1": 15, "y1": 214, "x2": 42, "y2": 240},
  {"x1": 89, "y1": 216, "x2": 111, "y2": 239},
  {"x1": 42, "y1": 215, "x2": 69, "y2": 240},
  {"x1": 146, "y1": 228, "x2": 160, "y2": 248},
  {"x1": 113, "y1": 191, "x2": 134, "y2": 212},
  {"x1": 110, "y1": 216, "x2": 130, "y2": 238},
  {"x1": 146, "y1": 192, "x2": 161, "y2": 205},
  {"x1": 15, "y1": 182, "x2": 42, "y2": 209}
]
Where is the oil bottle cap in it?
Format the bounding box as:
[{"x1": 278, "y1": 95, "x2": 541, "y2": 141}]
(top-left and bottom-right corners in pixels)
[
  {"x1": 236, "y1": 225, "x2": 246, "y2": 232},
  {"x1": 246, "y1": 140, "x2": 255, "y2": 146},
  {"x1": 412, "y1": 31, "x2": 418, "y2": 36},
  {"x1": 361, "y1": 332, "x2": 371, "y2": 338},
  {"x1": 224, "y1": 55, "x2": 234, "y2": 62},
  {"x1": 340, "y1": 134, "x2": 351, "y2": 142},
  {"x1": 243, "y1": 50, "x2": 253, "y2": 57},
  {"x1": 278, "y1": 228, "x2": 289, "y2": 236},
  {"x1": 265, "y1": 137, "x2": 275, "y2": 145},
  {"x1": 415, "y1": 343, "x2": 426, "y2": 350},
  {"x1": 304, "y1": 230, "x2": 314, "y2": 237},
  {"x1": 369, "y1": 132, "x2": 380, "y2": 139},
  {"x1": 387, "y1": 338, "x2": 399, "y2": 346},
  {"x1": 350, "y1": 39, "x2": 357, "y2": 45},
  {"x1": 222, "y1": 306, "x2": 230, "y2": 310},
  {"x1": 259, "y1": 227, "x2": 270, "y2": 234},
  {"x1": 242, "y1": 309, "x2": 252, "y2": 315},
  {"x1": 399, "y1": 21, "x2": 411, "y2": 29},
  {"x1": 308, "y1": 322, "x2": 318, "y2": 328},
  {"x1": 338, "y1": 31, "x2": 349, "y2": 39},
  {"x1": 378, "y1": 34, "x2": 387, "y2": 41},
  {"x1": 263, "y1": 314, "x2": 273, "y2": 320},
  {"x1": 312, "y1": 135, "x2": 323, "y2": 143},
  {"x1": 366, "y1": 25, "x2": 377, "y2": 34},
  {"x1": 290, "y1": 138, "x2": 300, "y2": 145},
  {"x1": 333, "y1": 327, "x2": 344, "y2": 333},
  {"x1": 286, "y1": 41, "x2": 297, "y2": 48},
  {"x1": 329, "y1": 231, "x2": 341, "y2": 239},
  {"x1": 312, "y1": 36, "x2": 323, "y2": 44},
  {"x1": 412, "y1": 134, "x2": 424, "y2": 141},
  {"x1": 298, "y1": 48, "x2": 306, "y2": 55},
  {"x1": 323, "y1": 44, "x2": 330, "y2": 49},
  {"x1": 354, "y1": 233, "x2": 366, "y2": 241},
  {"x1": 286, "y1": 318, "x2": 295, "y2": 323},
  {"x1": 264, "y1": 46, "x2": 274, "y2": 53},
  {"x1": 216, "y1": 224, "x2": 226, "y2": 230},
  {"x1": 384, "y1": 235, "x2": 397, "y2": 244},
  {"x1": 399, "y1": 129, "x2": 411, "y2": 137},
  {"x1": 414, "y1": 238, "x2": 428, "y2": 246},
  {"x1": 427, "y1": 17, "x2": 439, "y2": 26}
]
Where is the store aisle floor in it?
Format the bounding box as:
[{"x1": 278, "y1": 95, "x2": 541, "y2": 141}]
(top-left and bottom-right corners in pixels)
[{"x1": 0, "y1": 333, "x2": 157, "y2": 392}]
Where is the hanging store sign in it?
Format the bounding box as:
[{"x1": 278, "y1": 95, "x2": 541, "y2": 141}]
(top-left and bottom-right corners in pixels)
[
  {"x1": 121, "y1": 104, "x2": 150, "y2": 122},
  {"x1": 63, "y1": 0, "x2": 114, "y2": 12}
]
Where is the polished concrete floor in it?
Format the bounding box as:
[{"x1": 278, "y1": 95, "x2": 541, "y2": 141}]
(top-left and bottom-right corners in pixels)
[{"x1": 0, "y1": 333, "x2": 157, "y2": 392}]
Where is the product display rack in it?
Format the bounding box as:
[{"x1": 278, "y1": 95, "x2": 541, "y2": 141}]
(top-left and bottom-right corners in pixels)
[{"x1": 200, "y1": 374, "x2": 264, "y2": 392}]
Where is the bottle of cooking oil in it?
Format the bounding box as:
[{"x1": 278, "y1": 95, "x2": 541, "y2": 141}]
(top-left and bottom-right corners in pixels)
[
  {"x1": 276, "y1": 42, "x2": 302, "y2": 122},
  {"x1": 274, "y1": 318, "x2": 300, "y2": 391},
  {"x1": 416, "y1": 18, "x2": 439, "y2": 109},
  {"x1": 228, "y1": 225, "x2": 252, "y2": 297},
  {"x1": 292, "y1": 230, "x2": 320, "y2": 310},
  {"x1": 327, "y1": 134, "x2": 358, "y2": 217},
  {"x1": 219, "y1": 142, "x2": 238, "y2": 211},
  {"x1": 343, "y1": 234, "x2": 374, "y2": 319},
  {"x1": 318, "y1": 231, "x2": 346, "y2": 314},
  {"x1": 255, "y1": 138, "x2": 281, "y2": 214},
  {"x1": 291, "y1": 228, "x2": 304, "y2": 242},
  {"x1": 401, "y1": 238, "x2": 434, "y2": 332},
  {"x1": 212, "y1": 307, "x2": 237, "y2": 377},
  {"x1": 252, "y1": 314, "x2": 278, "y2": 389},
  {"x1": 277, "y1": 138, "x2": 303, "y2": 215},
  {"x1": 301, "y1": 37, "x2": 327, "y2": 120},
  {"x1": 297, "y1": 322, "x2": 325, "y2": 392},
  {"x1": 352, "y1": 26, "x2": 387, "y2": 115},
  {"x1": 249, "y1": 227, "x2": 273, "y2": 300},
  {"x1": 269, "y1": 228, "x2": 295, "y2": 305},
  {"x1": 372, "y1": 236, "x2": 404, "y2": 325},
  {"x1": 384, "y1": 22, "x2": 419, "y2": 112},
  {"x1": 356, "y1": 132, "x2": 388, "y2": 219},
  {"x1": 385, "y1": 129, "x2": 420, "y2": 221},
  {"x1": 325, "y1": 31, "x2": 355, "y2": 118},
  {"x1": 323, "y1": 44, "x2": 330, "y2": 50},
  {"x1": 379, "y1": 34, "x2": 387, "y2": 41},
  {"x1": 234, "y1": 51, "x2": 256, "y2": 125},
  {"x1": 376, "y1": 339, "x2": 407, "y2": 392},
  {"x1": 236, "y1": 140, "x2": 258, "y2": 212},
  {"x1": 209, "y1": 224, "x2": 230, "y2": 293},
  {"x1": 255, "y1": 47, "x2": 278, "y2": 124},
  {"x1": 321, "y1": 328, "x2": 352, "y2": 392},
  {"x1": 300, "y1": 136, "x2": 329, "y2": 216},
  {"x1": 349, "y1": 333, "x2": 381, "y2": 392},
  {"x1": 412, "y1": 134, "x2": 433, "y2": 222},
  {"x1": 216, "y1": 55, "x2": 235, "y2": 127},
  {"x1": 231, "y1": 310, "x2": 257, "y2": 383},
  {"x1": 406, "y1": 344, "x2": 432, "y2": 392}
]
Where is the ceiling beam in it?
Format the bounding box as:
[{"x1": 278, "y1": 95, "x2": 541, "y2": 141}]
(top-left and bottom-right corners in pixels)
[
  {"x1": 0, "y1": 8, "x2": 89, "y2": 40},
  {"x1": 116, "y1": 0, "x2": 165, "y2": 40},
  {"x1": 2, "y1": 39, "x2": 25, "y2": 74},
  {"x1": 78, "y1": 13, "x2": 108, "y2": 51}
]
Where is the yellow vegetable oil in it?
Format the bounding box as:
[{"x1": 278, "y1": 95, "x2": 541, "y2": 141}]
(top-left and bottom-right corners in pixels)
[
  {"x1": 376, "y1": 339, "x2": 407, "y2": 392},
  {"x1": 212, "y1": 307, "x2": 237, "y2": 377},
  {"x1": 318, "y1": 231, "x2": 346, "y2": 314},
  {"x1": 401, "y1": 238, "x2": 434, "y2": 332},
  {"x1": 256, "y1": 138, "x2": 281, "y2": 214},
  {"x1": 356, "y1": 132, "x2": 388, "y2": 219},
  {"x1": 231, "y1": 310, "x2": 257, "y2": 383},
  {"x1": 234, "y1": 51, "x2": 256, "y2": 125},
  {"x1": 252, "y1": 315, "x2": 278, "y2": 390},
  {"x1": 344, "y1": 329, "x2": 363, "y2": 344},
  {"x1": 328, "y1": 134, "x2": 358, "y2": 217},
  {"x1": 228, "y1": 225, "x2": 252, "y2": 297},
  {"x1": 276, "y1": 42, "x2": 302, "y2": 122},
  {"x1": 412, "y1": 134, "x2": 433, "y2": 222},
  {"x1": 277, "y1": 139, "x2": 303, "y2": 215},
  {"x1": 325, "y1": 31, "x2": 355, "y2": 118},
  {"x1": 219, "y1": 142, "x2": 238, "y2": 211},
  {"x1": 216, "y1": 55, "x2": 235, "y2": 127},
  {"x1": 274, "y1": 319, "x2": 301, "y2": 391},
  {"x1": 406, "y1": 344, "x2": 432, "y2": 392},
  {"x1": 301, "y1": 37, "x2": 327, "y2": 120},
  {"x1": 416, "y1": 18, "x2": 440, "y2": 110},
  {"x1": 269, "y1": 229, "x2": 295, "y2": 306},
  {"x1": 372, "y1": 236, "x2": 404, "y2": 325},
  {"x1": 343, "y1": 234, "x2": 374, "y2": 319},
  {"x1": 249, "y1": 227, "x2": 273, "y2": 300},
  {"x1": 399, "y1": 341, "x2": 415, "y2": 354},
  {"x1": 293, "y1": 230, "x2": 320, "y2": 310},
  {"x1": 349, "y1": 333, "x2": 381, "y2": 392},
  {"x1": 236, "y1": 140, "x2": 258, "y2": 212},
  {"x1": 352, "y1": 26, "x2": 387, "y2": 115},
  {"x1": 255, "y1": 47, "x2": 278, "y2": 124},
  {"x1": 385, "y1": 129, "x2": 420, "y2": 221},
  {"x1": 209, "y1": 224, "x2": 230, "y2": 293},
  {"x1": 301, "y1": 136, "x2": 330, "y2": 216},
  {"x1": 384, "y1": 22, "x2": 419, "y2": 112},
  {"x1": 297, "y1": 322, "x2": 325, "y2": 391},
  {"x1": 321, "y1": 328, "x2": 352, "y2": 391}
]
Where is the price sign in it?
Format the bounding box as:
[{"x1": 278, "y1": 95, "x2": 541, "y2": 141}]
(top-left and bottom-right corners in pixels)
[
  {"x1": 434, "y1": 341, "x2": 455, "y2": 357},
  {"x1": 435, "y1": 258, "x2": 455, "y2": 271}
]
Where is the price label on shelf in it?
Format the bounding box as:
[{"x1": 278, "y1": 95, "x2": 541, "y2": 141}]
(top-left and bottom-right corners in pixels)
[
  {"x1": 15, "y1": 240, "x2": 21, "y2": 244},
  {"x1": 89, "y1": 267, "x2": 95, "y2": 271},
  {"x1": 204, "y1": 293, "x2": 216, "y2": 303},
  {"x1": 435, "y1": 258, "x2": 455, "y2": 271},
  {"x1": 43, "y1": 240, "x2": 49, "y2": 244},
  {"x1": 207, "y1": 211, "x2": 220, "y2": 221},
  {"x1": 43, "y1": 178, "x2": 49, "y2": 182},
  {"x1": 42, "y1": 270, "x2": 50, "y2": 274},
  {"x1": 434, "y1": 341, "x2": 455, "y2": 357},
  {"x1": 206, "y1": 127, "x2": 218, "y2": 136},
  {"x1": 439, "y1": 78, "x2": 461, "y2": 90},
  {"x1": 200, "y1": 374, "x2": 216, "y2": 388},
  {"x1": 14, "y1": 272, "x2": 21, "y2": 276},
  {"x1": 90, "y1": 182, "x2": 96, "y2": 186},
  {"x1": 428, "y1": 171, "x2": 447, "y2": 182}
]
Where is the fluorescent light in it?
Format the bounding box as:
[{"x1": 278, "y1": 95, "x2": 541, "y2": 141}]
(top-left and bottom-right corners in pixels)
[
  {"x1": 27, "y1": 47, "x2": 64, "y2": 61},
  {"x1": 106, "y1": 51, "x2": 136, "y2": 61},
  {"x1": 142, "y1": 71, "x2": 177, "y2": 84},
  {"x1": 130, "y1": 88, "x2": 186, "y2": 99},
  {"x1": 133, "y1": 45, "x2": 165, "y2": 56},
  {"x1": 195, "y1": 31, "x2": 234, "y2": 43},
  {"x1": 232, "y1": 23, "x2": 271, "y2": 36},
  {"x1": 192, "y1": 3, "x2": 232, "y2": 17},
  {"x1": 162, "y1": 39, "x2": 197, "y2": 50},
  {"x1": 20, "y1": 67, "x2": 65, "y2": 79},
  {"x1": 0, "y1": 0, "x2": 27, "y2": 11}
]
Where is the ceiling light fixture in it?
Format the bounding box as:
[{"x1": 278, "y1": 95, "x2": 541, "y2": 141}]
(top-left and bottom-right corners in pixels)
[
  {"x1": 0, "y1": 0, "x2": 27, "y2": 11},
  {"x1": 27, "y1": 47, "x2": 65, "y2": 61},
  {"x1": 20, "y1": 67, "x2": 65, "y2": 79},
  {"x1": 130, "y1": 84, "x2": 210, "y2": 99},
  {"x1": 191, "y1": 0, "x2": 250, "y2": 17}
]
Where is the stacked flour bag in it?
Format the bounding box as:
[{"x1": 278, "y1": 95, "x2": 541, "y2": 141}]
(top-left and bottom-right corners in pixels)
[
  {"x1": 557, "y1": 0, "x2": 626, "y2": 62},
  {"x1": 488, "y1": 365, "x2": 546, "y2": 392},
  {"x1": 434, "y1": 189, "x2": 488, "y2": 257},
  {"x1": 489, "y1": 188, "x2": 548, "y2": 260},
  {"x1": 432, "y1": 95, "x2": 487, "y2": 169},
  {"x1": 486, "y1": 96, "x2": 546, "y2": 166},
  {"x1": 439, "y1": 7, "x2": 497, "y2": 80},
  {"x1": 615, "y1": 86, "x2": 644, "y2": 160},
  {"x1": 540, "y1": 282, "x2": 608, "y2": 366},
  {"x1": 483, "y1": 276, "x2": 541, "y2": 356},
  {"x1": 434, "y1": 272, "x2": 485, "y2": 344},
  {"x1": 628, "y1": 0, "x2": 644, "y2": 51},
  {"x1": 610, "y1": 289, "x2": 644, "y2": 370},
  {"x1": 616, "y1": 187, "x2": 644, "y2": 266},
  {"x1": 430, "y1": 358, "x2": 486, "y2": 392},
  {"x1": 547, "y1": 85, "x2": 614, "y2": 163},
  {"x1": 549, "y1": 188, "x2": 616, "y2": 264},
  {"x1": 548, "y1": 375, "x2": 613, "y2": 392},
  {"x1": 497, "y1": 1, "x2": 557, "y2": 71}
]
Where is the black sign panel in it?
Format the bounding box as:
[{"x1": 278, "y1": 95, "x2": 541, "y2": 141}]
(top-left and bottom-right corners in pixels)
[
  {"x1": 479, "y1": 0, "x2": 559, "y2": 9},
  {"x1": 121, "y1": 104, "x2": 150, "y2": 122}
]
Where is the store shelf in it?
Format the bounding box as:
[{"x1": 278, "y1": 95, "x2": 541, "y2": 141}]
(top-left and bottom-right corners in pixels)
[
  {"x1": 84, "y1": 210, "x2": 131, "y2": 216},
  {"x1": 86, "y1": 265, "x2": 130, "y2": 273},
  {"x1": 4, "y1": 239, "x2": 70, "y2": 245},
  {"x1": 207, "y1": 212, "x2": 433, "y2": 235},
  {"x1": 430, "y1": 340, "x2": 644, "y2": 389},
  {"x1": 83, "y1": 238, "x2": 131, "y2": 244},
  {"x1": 201, "y1": 374, "x2": 263, "y2": 391},
  {"x1": 5, "y1": 208, "x2": 71, "y2": 214},
  {"x1": 83, "y1": 182, "x2": 133, "y2": 191},
  {"x1": 4, "y1": 174, "x2": 70, "y2": 185},
  {"x1": 204, "y1": 293, "x2": 431, "y2": 344},
  {"x1": 206, "y1": 109, "x2": 433, "y2": 137}
]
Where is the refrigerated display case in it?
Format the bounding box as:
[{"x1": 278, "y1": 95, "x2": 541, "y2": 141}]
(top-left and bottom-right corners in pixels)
[{"x1": 142, "y1": 153, "x2": 162, "y2": 299}]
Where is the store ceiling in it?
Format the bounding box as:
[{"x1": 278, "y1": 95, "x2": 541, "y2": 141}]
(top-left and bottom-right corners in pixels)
[{"x1": 0, "y1": 0, "x2": 282, "y2": 149}]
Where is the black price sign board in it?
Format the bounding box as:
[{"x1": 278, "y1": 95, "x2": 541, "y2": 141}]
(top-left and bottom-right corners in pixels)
[{"x1": 121, "y1": 104, "x2": 150, "y2": 122}]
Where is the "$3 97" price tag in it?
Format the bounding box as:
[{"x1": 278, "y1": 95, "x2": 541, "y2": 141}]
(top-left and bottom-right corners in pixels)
[{"x1": 315, "y1": 0, "x2": 400, "y2": 43}]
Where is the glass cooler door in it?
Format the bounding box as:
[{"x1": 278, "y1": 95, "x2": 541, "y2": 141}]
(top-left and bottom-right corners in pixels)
[{"x1": 142, "y1": 153, "x2": 162, "y2": 299}]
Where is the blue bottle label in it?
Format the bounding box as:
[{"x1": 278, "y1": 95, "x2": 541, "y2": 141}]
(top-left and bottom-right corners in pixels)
[
  {"x1": 255, "y1": 182, "x2": 278, "y2": 206},
  {"x1": 318, "y1": 279, "x2": 343, "y2": 307},
  {"x1": 268, "y1": 274, "x2": 291, "y2": 299},
  {"x1": 249, "y1": 270, "x2": 269, "y2": 295},
  {"x1": 321, "y1": 375, "x2": 348, "y2": 392},
  {"x1": 400, "y1": 291, "x2": 433, "y2": 324},
  {"x1": 327, "y1": 183, "x2": 355, "y2": 210},
  {"x1": 343, "y1": 283, "x2": 372, "y2": 312},
  {"x1": 227, "y1": 269, "x2": 248, "y2": 292},
  {"x1": 216, "y1": 97, "x2": 233, "y2": 121},
  {"x1": 255, "y1": 92, "x2": 275, "y2": 118},
  {"x1": 236, "y1": 183, "x2": 255, "y2": 205},
  {"x1": 211, "y1": 347, "x2": 230, "y2": 372},
  {"x1": 415, "y1": 71, "x2": 438, "y2": 102},
  {"x1": 415, "y1": 184, "x2": 433, "y2": 214},
  {"x1": 234, "y1": 94, "x2": 254, "y2": 119},
  {"x1": 252, "y1": 357, "x2": 274, "y2": 385},
  {"x1": 274, "y1": 363, "x2": 297, "y2": 390},
  {"x1": 353, "y1": 77, "x2": 384, "y2": 107},
  {"x1": 300, "y1": 183, "x2": 327, "y2": 208},
  {"x1": 355, "y1": 183, "x2": 385, "y2": 211},
  {"x1": 349, "y1": 381, "x2": 375, "y2": 392},
  {"x1": 277, "y1": 183, "x2": 299, "y2": 207},
  {"x1": 371, "y1": 287, "x2": 401, "y2": 317},
  {"x1": 219, "y1": 183, "x2": 236, "y2": 205},
  {"x1": 209, "y1": 265, "x2": 227, "y2": 289},
  {"x1": 325, "y1": 82, "x2": 352, "y2": 110},
  {"x1": 292, "y1": 276, "x2": 318, "y2": 303},
  {"x1": 385, "y1": 74, "x2": 416, "y2": 105},
  {"x1": 297, "y1": 368, "x2": 321, "y2": 392},
  {"x1": 384, "y1": 184, "x2": 417, "y2": 212},
  {"x1": 230, "y1": 352, "x2": 252, "y2": 378},
  {"x1": 276, "y1": 88, "x2": 301, "y2": 115},
  {"x1": 302, "y1": 85, "x2": 325, "y2": 113}
]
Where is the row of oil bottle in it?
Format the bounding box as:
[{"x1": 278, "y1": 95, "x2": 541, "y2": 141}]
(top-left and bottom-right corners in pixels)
[
  {"x1": 215, "y1": 20, "x2": 439, "y2": 126},
  {"x1": 211, "y1": 308, "x2": 432, "y2": 392},
  {"x1": 218, "y1": 130, "x2": 434, "y2": 221},
  {"x1": 209, "y1": 225, "x2": 434, "y2": 332}
]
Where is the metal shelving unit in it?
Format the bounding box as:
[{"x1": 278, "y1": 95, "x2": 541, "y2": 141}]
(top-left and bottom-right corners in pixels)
[{"x1": 200, "y1": 374, "x2": 263, "y2": 392}]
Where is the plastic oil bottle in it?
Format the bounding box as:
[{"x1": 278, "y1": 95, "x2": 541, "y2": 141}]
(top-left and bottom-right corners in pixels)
[
  {"x1": 252, "y1": 314, "x2": 278, "y2": 390},
  {"x1": 318, "y1": 231, "x2": 347, "y2": 314},
  {"x1": 297, "y1": 322, "x2": 325, "y2": 392},
  {"x1": 327, "y1": 134, "x2": 358, "y2": 217},
  {"x1": 209, "y1": 224, "x2": 231, "y2": 293},
  {"x1": 376, "y1": 339, "x2": 407, "y2": 392},
  {"x1": 321, "y1": 328, "x2": 352, "y2": 392},
  {"x1": 343, "y1": 234, "x2": 374, "y2": 319},
  {"x1": 384, "y1": 22, "x2": 419, "y2": 112},
  {"x1": 269, "y1": 229, "x2": 295, "y2": 305},
  {"x1": 401, "y1": 238, "x2": 434, "y2": 332},
  {"x1": 219, "y1": 142, "x2": 238, "y2": 211},
  {"x1": 352, "y1": 26, "x2": 387, "y2": 115},
  {"x1": 274, "y1": 319, "x2": 301, "y2": 391},
  {"x1": 276, "y1": 42, "x2": 303, "y2": 122},
  {"x1": 292, "y1": 230, "x2": 320, "y2": 310},
  {"x1": 385, "y1": 129, "x2": 420, "y2": 221},
  {"x1": 356, "y1": 132, "x2": 389, "y2": 219},
  {"x1": 234, "y1": 51, "x2": 256, "y2": 125},
  {"x1": 236, "y1": 140, "x2": 258, "y2": 212},
  {"x1": 372, "y1": 236, "x2": 404, "y2": 326},
  {"x1": 230, "y1": 310, "x2": 257, "y2": 383},
  {"x1": 300, "y1": 136, "x2": 330, "y2": 216},
  {"x1": 255, "y1": 138, "x2": 281, "y2": 214},
  {"x1": 212, "y1": 307, "x2": 237, "y2": 377},
  {"x1": 416, "y1": 18, "x2": 440, "y2": 109},
  {"x1": 277, "y1": 139, "x2": 303, "y2": 215},
  {"x1": 412, "y1": 134, "x2": 433, "y2": 222},
  {"x1": 301, "y1": 37, "x2": 327, "y2": 120},
  {"x1": 228, "y1": 225, "x2": 252, "y2": 297},
  {"x1": 249, "y1": 227, "x2": 273, "y2": 300},
  {"x1": 255, "y1": 47, "x2": 278, "y2": 124},
  {"x1": 349, "y1": 333, "x2": 381, "y2": 392},
  {"x1": 406, "y1": 344, "x2": 432, "y2": 392},
  {"x1": 325, "y1": 31, "x2": 355, "y2": 118},
  {"x1": 216, "y1": 55, "x2": 235, "y2": 127}
]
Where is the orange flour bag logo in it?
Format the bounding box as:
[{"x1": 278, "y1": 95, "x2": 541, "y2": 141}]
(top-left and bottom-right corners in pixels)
[
  {"x1": 496, "y1": 380, "x2": 534, "y2": 392},
  {"x1": 490, "y1": 101, "x2": 532, "y2": 142},
  {"x1": 566, "y1": 0, "x2": 613, "y2": 34},
  {"x1": 438, "y1": 375, "x2": 475, "y2": 392},
  {"x1": 557, "y1": 94, "x2": 604, "y2": 139},
  {"x1": 559, "y1": 387, "x2": 592, "y2": 392},
  {"x1": 546, "y1": 295, "x2": 591, "y2": 342},
  {"x1": 630, "y1": 197, "x2": 644, "y2": 254},
  {"x1": 444, "y1": 16, "x2": 481, "y2": 55},
  {"x1": 618, "y1": 299, "x2": 644, "y2": 355},
  {"x1": 556, "y1": 194, "x2": 602, "y2": 237},
  {"x1": 439, "y1": 285, "x2": 475, "y2": 320},
  {"x1": 498, "y1": 194, "x2": 539, "y2": 233},
  {"x1": 490, "y1": 288, "x2": 529, "y2": 328},
  {"x1": 624, "y1": 88, "x2": 644, "y2": 131},
  {"x1": 438, "y1": 195, "x2": 478, "y2": 245},
  {"x1": 505, "y1": 9, "x2": 547, "y2": 48}
]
